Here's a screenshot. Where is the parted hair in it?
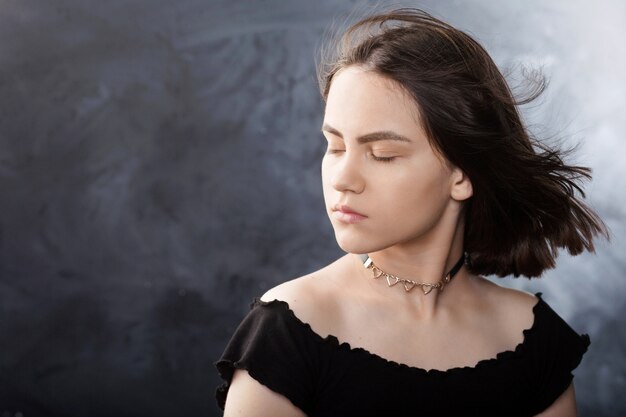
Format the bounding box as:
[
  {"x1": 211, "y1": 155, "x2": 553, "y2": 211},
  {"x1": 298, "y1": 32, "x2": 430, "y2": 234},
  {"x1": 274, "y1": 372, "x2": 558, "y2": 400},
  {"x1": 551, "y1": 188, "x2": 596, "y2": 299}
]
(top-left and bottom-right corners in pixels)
[{"x1": 316, "y1": 7, "x2": 609, "y2": 278}]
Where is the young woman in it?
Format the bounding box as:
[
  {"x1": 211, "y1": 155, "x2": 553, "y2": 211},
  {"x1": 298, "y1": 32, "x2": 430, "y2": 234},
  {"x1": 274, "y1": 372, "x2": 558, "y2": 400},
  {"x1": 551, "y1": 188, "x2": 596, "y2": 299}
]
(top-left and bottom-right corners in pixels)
[{"x1": 215, "y1": 8, "x2": 608, "y2": 417}]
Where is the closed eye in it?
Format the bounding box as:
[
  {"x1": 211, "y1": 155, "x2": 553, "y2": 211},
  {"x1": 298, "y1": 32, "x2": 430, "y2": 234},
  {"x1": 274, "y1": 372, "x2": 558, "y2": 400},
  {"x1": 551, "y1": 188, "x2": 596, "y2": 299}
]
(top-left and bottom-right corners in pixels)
[
  {"x1": 325, "y1": 149, "x2": 397, "y2": 163},
  {"x1": 372, "y1": 155, "x2": 396, "y2": 163}
]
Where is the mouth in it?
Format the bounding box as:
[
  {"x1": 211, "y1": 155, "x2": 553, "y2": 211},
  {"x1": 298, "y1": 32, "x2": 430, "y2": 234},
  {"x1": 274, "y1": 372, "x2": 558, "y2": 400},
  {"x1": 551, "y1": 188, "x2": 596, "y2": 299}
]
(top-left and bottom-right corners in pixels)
[{"x1": 332, "y1": 204, "x2": 368, "y2": 223}]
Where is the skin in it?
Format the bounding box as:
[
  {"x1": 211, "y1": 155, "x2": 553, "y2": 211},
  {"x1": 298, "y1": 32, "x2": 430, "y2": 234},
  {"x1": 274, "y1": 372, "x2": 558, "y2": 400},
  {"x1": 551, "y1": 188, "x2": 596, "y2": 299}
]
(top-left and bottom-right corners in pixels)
[{"x1": 222, "y1": 65, "x2": 579, "y2": 417}]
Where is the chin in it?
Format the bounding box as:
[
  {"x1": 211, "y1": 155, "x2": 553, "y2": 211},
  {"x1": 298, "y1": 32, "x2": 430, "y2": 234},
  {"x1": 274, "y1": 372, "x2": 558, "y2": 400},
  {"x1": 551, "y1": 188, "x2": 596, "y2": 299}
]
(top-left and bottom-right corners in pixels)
[{"x1": 333, "y1": 234, "x2": 385, "y2": 255}]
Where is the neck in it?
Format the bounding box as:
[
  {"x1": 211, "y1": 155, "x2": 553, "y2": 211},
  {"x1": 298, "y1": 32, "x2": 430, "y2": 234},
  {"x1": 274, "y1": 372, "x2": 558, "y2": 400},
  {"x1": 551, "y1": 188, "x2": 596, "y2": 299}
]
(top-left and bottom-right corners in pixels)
[{"x1": 352, "y1": 212, "x2": 470, "y2": 319}]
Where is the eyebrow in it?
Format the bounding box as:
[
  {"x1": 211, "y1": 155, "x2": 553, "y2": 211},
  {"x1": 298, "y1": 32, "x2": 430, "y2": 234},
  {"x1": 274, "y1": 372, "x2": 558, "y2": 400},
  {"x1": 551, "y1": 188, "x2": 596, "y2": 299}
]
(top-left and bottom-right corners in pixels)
[{"x1": 321, "y1": 123, "x2": 413, "y2": 144}]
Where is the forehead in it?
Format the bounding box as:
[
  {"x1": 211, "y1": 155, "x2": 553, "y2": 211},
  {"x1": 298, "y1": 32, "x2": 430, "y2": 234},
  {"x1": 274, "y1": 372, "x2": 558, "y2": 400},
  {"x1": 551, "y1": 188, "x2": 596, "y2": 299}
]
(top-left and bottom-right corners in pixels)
[{"x1": 323, "y1": 66, "x2": 423, "y2": 135}]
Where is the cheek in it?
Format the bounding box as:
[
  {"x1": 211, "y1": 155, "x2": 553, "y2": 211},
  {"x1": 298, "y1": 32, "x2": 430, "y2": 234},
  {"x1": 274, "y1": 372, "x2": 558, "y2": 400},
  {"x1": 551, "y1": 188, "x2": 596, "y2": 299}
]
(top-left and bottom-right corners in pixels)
[
  {"x1": 320, "y1": 158, "x2": 334, "y2": 202},
  {"x1": 320, "y1": 157, "x2": 330, "y2": 185},
  {"x1": 376, "y1": 161, "x2": 451, "y2": 214}
]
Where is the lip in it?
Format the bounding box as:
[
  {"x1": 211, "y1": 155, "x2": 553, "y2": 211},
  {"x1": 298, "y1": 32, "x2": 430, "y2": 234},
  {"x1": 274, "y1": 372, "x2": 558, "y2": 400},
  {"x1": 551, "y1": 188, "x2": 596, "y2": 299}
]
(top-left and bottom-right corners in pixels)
[
  {"x1": 332, "y1": 204, "x2": 367, "y2": 223},
  {"x1": 333, "y1": 204, "x2": 366, "y2": 216}
]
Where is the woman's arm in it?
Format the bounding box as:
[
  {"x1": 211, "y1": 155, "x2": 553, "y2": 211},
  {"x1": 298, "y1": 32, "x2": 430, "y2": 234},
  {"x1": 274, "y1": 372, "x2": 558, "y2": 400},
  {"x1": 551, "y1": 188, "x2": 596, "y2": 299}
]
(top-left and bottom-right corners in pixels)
[
  {"x1": 535, "y1": 382, "x2": 579, "y2": 417},
  {"x1": 223, "y1": 369, "x2": 308, "y2": 417}
]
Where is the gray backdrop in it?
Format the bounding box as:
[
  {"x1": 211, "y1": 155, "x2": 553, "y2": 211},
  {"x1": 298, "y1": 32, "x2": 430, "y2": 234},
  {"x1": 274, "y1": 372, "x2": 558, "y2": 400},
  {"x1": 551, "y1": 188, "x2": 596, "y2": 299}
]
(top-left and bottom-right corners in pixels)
[{"x1": 0, "y1": 0, "x2": 624, "y2": 416}]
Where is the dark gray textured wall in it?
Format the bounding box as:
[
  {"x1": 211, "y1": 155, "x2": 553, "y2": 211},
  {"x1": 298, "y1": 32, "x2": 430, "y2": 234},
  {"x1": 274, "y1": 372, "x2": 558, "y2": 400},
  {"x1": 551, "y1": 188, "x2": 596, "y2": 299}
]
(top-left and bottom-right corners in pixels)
[{"x1": 0, "y1": 1, "x2": 624, "y2": 416}]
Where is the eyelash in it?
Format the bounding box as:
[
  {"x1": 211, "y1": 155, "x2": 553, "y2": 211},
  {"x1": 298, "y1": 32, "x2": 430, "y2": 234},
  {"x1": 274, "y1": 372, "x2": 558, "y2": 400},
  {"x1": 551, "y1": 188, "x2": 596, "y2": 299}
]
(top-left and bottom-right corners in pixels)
[{"x1": 325, "y1": 149, "x2": 396, "y2": 163}]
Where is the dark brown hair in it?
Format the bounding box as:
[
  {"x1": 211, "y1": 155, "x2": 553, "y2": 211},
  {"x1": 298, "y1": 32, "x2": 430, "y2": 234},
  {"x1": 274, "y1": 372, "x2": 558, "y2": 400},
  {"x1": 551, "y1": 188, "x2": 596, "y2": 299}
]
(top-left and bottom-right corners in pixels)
[{"x1": 317, "y1": 7, "x2": 609, "y2": 278}]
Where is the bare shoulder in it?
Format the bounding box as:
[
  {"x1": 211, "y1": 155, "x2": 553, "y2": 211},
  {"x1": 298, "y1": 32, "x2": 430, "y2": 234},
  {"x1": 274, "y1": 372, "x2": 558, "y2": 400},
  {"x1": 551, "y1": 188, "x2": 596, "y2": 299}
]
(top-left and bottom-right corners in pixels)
[
  {"x1": 260, "y1": 267, "x2": 338, "y2": 331},
  {"x1": 260, "y1": 274, "x2": 318, "y2": 309},
  {"x1": 471, "y1": 276, "x2": 541, "y2": 333},
  {"x1": 473, "y1": 275, "x2": 539, "y2": 307}
]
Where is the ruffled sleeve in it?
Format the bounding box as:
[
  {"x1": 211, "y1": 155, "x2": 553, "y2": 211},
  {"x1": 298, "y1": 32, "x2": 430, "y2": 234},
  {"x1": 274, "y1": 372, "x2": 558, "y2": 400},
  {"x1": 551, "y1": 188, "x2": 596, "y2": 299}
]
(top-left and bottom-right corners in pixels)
[
  {"x1": 214, "y1": 298, "x2": 318, "y2": 414},
  {"x1": 527, "y1": 292, "x2": 591, "y2": 414}
]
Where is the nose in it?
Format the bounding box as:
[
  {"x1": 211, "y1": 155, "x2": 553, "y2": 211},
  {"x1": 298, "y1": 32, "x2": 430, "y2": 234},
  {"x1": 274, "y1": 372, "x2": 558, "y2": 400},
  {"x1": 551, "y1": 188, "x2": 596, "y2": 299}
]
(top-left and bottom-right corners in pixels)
[{"x1": 329, "y1": 150, "x2": 365, "y2": 194}]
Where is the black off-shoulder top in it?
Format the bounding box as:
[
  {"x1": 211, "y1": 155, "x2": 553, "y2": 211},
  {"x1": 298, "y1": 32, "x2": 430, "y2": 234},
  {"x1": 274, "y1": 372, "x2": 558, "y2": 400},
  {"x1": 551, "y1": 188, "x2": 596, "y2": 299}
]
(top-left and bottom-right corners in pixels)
[{"x1": 214, "y1": 292, "x2": 590, "y2": 416}]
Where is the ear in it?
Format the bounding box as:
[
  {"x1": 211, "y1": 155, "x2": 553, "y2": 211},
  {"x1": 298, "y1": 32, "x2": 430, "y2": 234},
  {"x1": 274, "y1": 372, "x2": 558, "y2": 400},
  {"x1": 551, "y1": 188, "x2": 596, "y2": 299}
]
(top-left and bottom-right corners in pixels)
[{"x1": 450, "y1": 167, "x2": 473, "y2": 201}]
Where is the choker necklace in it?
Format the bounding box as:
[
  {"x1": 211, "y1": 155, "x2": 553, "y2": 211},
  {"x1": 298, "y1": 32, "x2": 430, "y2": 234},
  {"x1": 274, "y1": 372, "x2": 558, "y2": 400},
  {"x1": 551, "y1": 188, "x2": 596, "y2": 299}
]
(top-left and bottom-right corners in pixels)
[{"x1": 358, "y1": 252, "x2": 468, "y2": 295}]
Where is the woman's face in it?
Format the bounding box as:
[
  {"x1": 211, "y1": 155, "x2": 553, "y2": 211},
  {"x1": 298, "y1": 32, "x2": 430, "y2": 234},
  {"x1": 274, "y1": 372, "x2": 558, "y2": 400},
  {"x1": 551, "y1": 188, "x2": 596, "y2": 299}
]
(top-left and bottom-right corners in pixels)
[{"x1": 321, "y1": 65, "x2": 466, "y2": 254}]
